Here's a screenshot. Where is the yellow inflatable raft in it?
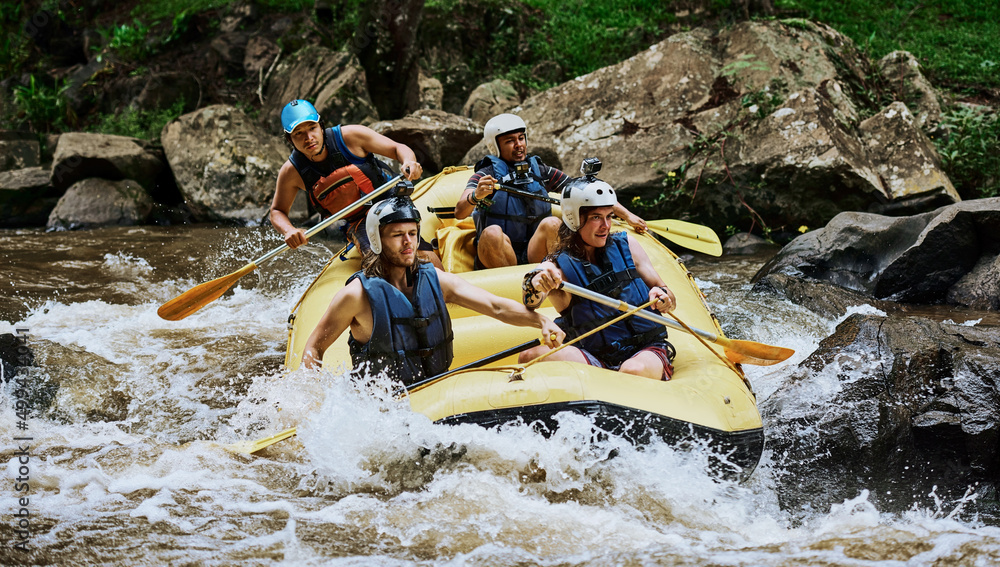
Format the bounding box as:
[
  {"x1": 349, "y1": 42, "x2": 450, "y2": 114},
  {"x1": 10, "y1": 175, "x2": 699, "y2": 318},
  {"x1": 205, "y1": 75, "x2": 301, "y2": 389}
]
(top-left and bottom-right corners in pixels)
[{"x1": 283, "y1": 166, "x2": 765, "y2": 477}]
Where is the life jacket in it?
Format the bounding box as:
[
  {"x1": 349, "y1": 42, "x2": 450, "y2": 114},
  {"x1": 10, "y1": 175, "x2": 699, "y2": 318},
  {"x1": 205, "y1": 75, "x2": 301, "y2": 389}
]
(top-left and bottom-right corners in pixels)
[
  {"x1": 288, "y1": 125, "x2": 390, "y2": 219},
  {"x1": 555, "y1": 231, "x2": 667, "y2": 366},
  {"x1": 348, "y1": 262, "x2": 454, "y2": 385},
  {"x1": 473, "y1": 155, "x2": 552, "y2": 257}
]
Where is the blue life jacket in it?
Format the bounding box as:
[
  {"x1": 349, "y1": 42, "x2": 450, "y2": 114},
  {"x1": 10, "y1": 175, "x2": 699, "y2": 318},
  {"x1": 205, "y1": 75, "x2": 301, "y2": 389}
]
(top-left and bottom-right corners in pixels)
[
  {"x1": 288, "y1": 125, "x2": 389, "y2": 219},
  {"x1": 555, "y1": 232, "x2": 667, "y2": 366},
  {"x1": 348, "y1": 262, "x2": 454, "y2": 385},
  {"x1": 473, "y1": 155, "x2": 552, "y2": 258}
]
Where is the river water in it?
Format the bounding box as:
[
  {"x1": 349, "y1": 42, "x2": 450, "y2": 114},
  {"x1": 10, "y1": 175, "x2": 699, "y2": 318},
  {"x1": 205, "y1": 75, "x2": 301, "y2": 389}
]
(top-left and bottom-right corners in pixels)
[{"x1": 2, "y1": 225, "x2": 999, "y2": 566}]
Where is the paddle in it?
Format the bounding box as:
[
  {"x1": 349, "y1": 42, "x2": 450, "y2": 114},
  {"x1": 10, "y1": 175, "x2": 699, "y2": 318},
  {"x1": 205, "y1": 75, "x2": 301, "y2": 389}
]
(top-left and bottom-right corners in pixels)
[
  {"x1": 226, "y1": 338, "x2": 543, "y2": 454},
  {"x1": 157, "y1": 175, "x2": 402, "y2": 321},
  {"x1": 645, "y1": 219, "x2": 723, "y2": 257},
  {"x1": 494, "y1": 182, "x2": 559, "y2": 204},
  {"x1": 559, "y1": 281, "x2": 794, "y2": 366}
]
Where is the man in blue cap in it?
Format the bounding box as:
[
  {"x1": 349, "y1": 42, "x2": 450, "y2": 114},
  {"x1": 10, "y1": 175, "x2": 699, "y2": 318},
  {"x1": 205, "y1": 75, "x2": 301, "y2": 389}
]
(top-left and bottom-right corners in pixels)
[{"x1": 270, "y1": 99, "x2": 434, "y2": 262}]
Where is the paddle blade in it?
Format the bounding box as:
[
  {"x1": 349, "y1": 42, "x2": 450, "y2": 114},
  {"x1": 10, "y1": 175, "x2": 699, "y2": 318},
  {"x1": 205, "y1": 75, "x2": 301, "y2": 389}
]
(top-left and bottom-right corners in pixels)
[
  {"x1": 646, "y1": 219, "x2": 723, "y2": 256},
  {"x1": 157, "y1": 263, "x2": 258, "y2": 321},
  {"x1": 721, "y1": 339, "x2": 795, "y2": 366},
  {"x1": 226, "y1": 427, "x2": 298, "y2": 454}
]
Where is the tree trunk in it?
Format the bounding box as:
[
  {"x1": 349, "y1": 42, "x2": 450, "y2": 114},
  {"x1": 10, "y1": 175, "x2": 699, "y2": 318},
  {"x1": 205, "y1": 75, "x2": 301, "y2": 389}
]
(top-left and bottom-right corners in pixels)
[{"x1": 352, "y1": 0, "x2": 426, "y2": 120}]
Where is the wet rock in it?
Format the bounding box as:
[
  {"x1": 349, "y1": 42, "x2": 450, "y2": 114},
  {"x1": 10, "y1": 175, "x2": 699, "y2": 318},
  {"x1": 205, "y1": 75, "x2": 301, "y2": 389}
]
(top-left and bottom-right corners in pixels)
[
  {"x1": 0, "y1": 332, "x2": 34, "y2": 383},
  {"x1": 371, "y1": 110, "x2": 482, "y2": 174},
  {"x1": 753, "y1": 198, "x2": 1000, "y2": 306},
  {"x1": 50, "y1": 132, "x2": 167, "y2": 193},
  {"x1": 461, "y1": 79, "x2": 522, "y2": 126},
  {"x1": 24, "y1": 339, "x2": 132, "y2": 422},
  {"x1": 0, "y1": 131, "x2": 40, "y2": 172},
  {"x1": 752, "y1": 273, "x2": 897, "y2": 319},
  {"x1": 262, "y1": 45, "x2": 378, "y2": 130},
  {"x1": 47, "y1": 178, "x2": 154, "y2": 230},
  {"x1": 723, "y1": 232, "x2": 779, "y2": 256},
  {"x1": 161, "y1": 104, "x2": 286, "y2": 221},
  {"x1": 948, "y1": 253, "x2": 1000, "y2": 311},
  {"x1": 764, "y1": 313, "x2": 1000, "y2": 518},
  {"x1": 0, "y1": 167, "x2": 60, "y2": 227}
]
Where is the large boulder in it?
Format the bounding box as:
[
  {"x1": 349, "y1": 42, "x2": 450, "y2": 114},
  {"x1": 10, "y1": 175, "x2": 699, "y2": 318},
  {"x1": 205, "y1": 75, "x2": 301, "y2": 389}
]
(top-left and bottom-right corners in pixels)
[
  {"x1": 461, "y1": 79, "x2": 521, "y2": 126},
  {"x1": 514, "y1": 20, "x2": 958, "y2": 231},
  {"x1": 371, "y1": 110, "x2": 482, "y2": 174},
  {"x1": 0, "y1": 131, "x2": 40, "y2": 172},
  {"x1": 764, "y1": 314, "x2": 1000, "y2": 518},
  {"x1": 46, "y1": 177, "x2": 153, "y2": 230},
  {"x1": 752, "y1": 198, "x2": 1000, "y2": 306},
  {"x1": 161, "y1": 105, "x2": 287, "y2": 221},
  {"x1": 50, "y1": 132, "x2": 167, "y2": 193},
  {"x1": 0, "y1": 167, "x2": 60, "y2": 227},
  {"x1": 262, "y1": 45, "x2": 378, "y2": 131}
]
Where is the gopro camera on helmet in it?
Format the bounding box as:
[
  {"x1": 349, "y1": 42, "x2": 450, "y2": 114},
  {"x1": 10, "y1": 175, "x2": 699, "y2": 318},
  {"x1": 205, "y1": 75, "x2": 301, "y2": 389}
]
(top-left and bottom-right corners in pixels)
[
  {"x1": 390, "y1": 179, "x2": 414, "y2": 198},
  {"x1": 502, "y1": 160, "x2": 533, "y2": 187},
  {"x1": 580, "y1": 157, "x2": 602, "y2": 179}
]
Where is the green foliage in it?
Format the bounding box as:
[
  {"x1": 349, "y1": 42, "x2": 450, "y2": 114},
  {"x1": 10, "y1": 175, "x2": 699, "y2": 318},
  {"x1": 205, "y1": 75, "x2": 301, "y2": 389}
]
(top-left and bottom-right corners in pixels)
[
  {"x1": 100, "y1": 19, "x2": 154, "y2": 61},
  {"x1": 741, "y1": 78, "x2": 787, "y2": 119},
  {"x1": 521, "y1": 0, "x2": 677, "y2": 79},
  {"x1": 934, "y1": 106, "x2": 1000, "y2": 199},
  {"x1": 0, "y1": 2, "x2": 28, "y2": 78},
  {"x1": 12, "y1": 75, "x2": 74, "y2": 132},
  {"x1": 779, "y1": 0, "x2": 1000, "y2": 88},
  {"x1": 87, "y1": 98, "x2": 187, "y2": 140}
]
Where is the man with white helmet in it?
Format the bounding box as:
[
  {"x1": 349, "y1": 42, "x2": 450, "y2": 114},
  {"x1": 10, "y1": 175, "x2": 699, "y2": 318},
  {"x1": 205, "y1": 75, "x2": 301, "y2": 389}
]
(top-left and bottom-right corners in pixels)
[
  {"x1": 302, "y1": 196, "x2": 564, "y2": 384},
  {"x1": 270, "y1": 99, "x2": 437, "y2": 263},
  {"x1": 456, "y1": 113, "x2": 646, "y2": 269},
  {"x1": 517, "y1": 175, "x2": 677, "y2": 381}
]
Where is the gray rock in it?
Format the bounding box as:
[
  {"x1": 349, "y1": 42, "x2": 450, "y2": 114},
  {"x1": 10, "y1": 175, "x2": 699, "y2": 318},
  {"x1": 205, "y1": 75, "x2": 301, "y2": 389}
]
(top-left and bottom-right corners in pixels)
[
  {"x1": 0, "y1": 167, "x2": 60, "y2": 227},
  {"x1": 461, "y1": 79, "x2": 521, "y2": 126},
  {"x1": 722, "y1": 232, "x2": 778, "y2": 255},
  {"x1": 764, "y1": 314, "x2": 1000, "y2": 518},
  {"x1": 50, "y1": 132, "x2": 166, "y2": 192},
  {"x1": 859, "y1": 102, "x2": 959, "y2": 204},
  {"x1": 262, "y1": 45, "x2": 378, "y2": 131},
  {"x1": 47, "y1": 177, "x2": 153, "y2": 229},
  {"x1": 0, "y1": 131, "x2": 40, "y2": 172},
  {"x1": 878, "y1": 51, "x2": 943, "y2": 129},
  {"x1": 753, "y1": 198, "x2": 1000, "y2": 306},
  {"x1": 161, "y1": 104, "x2": 286, "y2": 221},
  {"x1": 371, "y1": 109, "x2": 482, "y2": 173}
]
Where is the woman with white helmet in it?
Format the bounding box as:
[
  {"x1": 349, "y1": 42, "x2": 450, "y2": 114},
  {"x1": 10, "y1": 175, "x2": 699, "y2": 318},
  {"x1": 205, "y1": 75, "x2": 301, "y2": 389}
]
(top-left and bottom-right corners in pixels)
[
  {"x1": 517, "y1": 176, "x2": 678, "y2": 381},
  {"x1": 302, "y1": 196, "x2": 565, "y2": 384},
  {"x1": 455, "y1": 113, "x2": 647, "y2": 269}
]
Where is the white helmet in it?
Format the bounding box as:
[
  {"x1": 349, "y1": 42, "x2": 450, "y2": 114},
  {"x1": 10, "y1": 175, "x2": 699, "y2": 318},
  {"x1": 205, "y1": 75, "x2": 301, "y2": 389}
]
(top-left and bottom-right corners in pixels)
[
  {"x1": 365, "y1": 197, "x2": 421, "y2": 254},
  {"x1": 560, "y1": 177, "x2": 617, "y2": 232},
  {"x1": 483, "y1": 113, "x2": 526, "y2": 156}
]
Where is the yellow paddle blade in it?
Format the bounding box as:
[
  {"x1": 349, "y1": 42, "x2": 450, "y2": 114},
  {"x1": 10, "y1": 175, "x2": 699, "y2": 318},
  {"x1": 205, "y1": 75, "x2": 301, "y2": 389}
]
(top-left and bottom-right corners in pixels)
[
  {"x1": 720, "y1": 338, "x2": 795, "y2": 366},
  {"x1": 646, "y1": 219, "x2": 723, "y2": 256},
  {"x1": 157, "y1": 263, "x2": 258, "y2": 321},
  {"x1": 226, "y1": 427, "x2": 298, "y2": 454}
]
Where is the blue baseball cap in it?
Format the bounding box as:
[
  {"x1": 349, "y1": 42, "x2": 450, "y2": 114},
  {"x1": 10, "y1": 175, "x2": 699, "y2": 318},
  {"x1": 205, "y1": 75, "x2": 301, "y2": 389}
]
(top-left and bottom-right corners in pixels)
[{"x1": 281, "y1": 100, "x2": 320, "y2": 133}]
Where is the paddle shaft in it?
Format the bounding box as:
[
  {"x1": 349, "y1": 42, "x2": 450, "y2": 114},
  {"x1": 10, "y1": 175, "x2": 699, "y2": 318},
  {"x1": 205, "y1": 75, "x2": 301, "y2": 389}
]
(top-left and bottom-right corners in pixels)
[
  {"x1": 256, "y1": 175, "x2": 402, "y2": 265},
  {"x1": 406, "y1": 338, "x2": 541, "y2": 394},
  {"x1": 494, "y1": 183, "x2": 559, "y2": 204},
  {"x1": 560, "y1": 281, "x2": 720, "y2": 342}
]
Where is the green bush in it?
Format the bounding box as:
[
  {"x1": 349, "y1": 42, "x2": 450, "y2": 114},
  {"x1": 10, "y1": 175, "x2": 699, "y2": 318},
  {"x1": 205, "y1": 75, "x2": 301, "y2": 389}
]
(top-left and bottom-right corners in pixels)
[
  {"x1": 934, "y1": 105, "x2": 1000, "y2": 199},
  {"x1": 12, "y1": 75, "x2": 74, "y2": 132},
  {"x1": 88, "y1": 99, "x2": 187, "y2": 140},
  {"x1": 100, "y1": 19, "x2": 154, "y2": 61}
]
